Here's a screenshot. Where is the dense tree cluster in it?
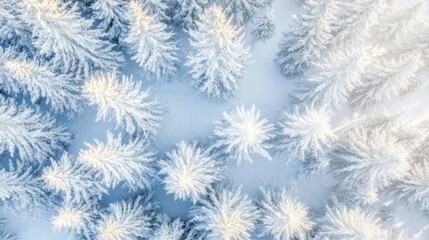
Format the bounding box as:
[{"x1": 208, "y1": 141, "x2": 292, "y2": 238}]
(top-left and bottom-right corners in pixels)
[{"x1": 274, "y1": 0, "x2": 429, "y2": 238}]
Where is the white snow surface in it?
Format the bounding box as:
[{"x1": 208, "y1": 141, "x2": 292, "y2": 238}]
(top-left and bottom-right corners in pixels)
[{"x1": 1, "y1": 0, "x2": 429, "y2": 239}]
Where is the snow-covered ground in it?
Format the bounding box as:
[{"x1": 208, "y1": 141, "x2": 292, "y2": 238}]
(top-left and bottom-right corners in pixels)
[{"x1": 2, "y1": 0, "x2": 429, "y2": 239}]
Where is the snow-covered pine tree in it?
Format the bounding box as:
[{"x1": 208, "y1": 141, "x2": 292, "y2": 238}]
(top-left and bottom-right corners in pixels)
[
  {"x1": 52, "y1": 201, "x2": 98, "y2": 240},
  {"x1": 43, "y1": 154, "x2": 107, "y2": 204},
  {"x1": 0, "y1": 0, "x2": 33, "y2": 54},
  {"x1": 0, "y1": 98, "x2": 70, "y2": 162},
  {"x1": 79, "y1": 132, "x2": 156, "y2": 190},
  {"x1": 21, "y1": 0, "x2": 122, "y2": 79},
  {"x1": 315, "y1": 205, "x2": 389, "y2": 239},
  {"x1": 125, "y1": 1, "x2": 179, "y2": 81},
  {"x1": 159, "y1": 141, "x2": 222, "y2": 203},
  {"x1": 370, "y1": 0, "x2": 426, "y2": 52},
  {"x1": 0, "y1": 162, "x2": 51, "y2": 216},
  {"x1": 393, "y1": 162, "x2": 429, "y2": 212},
  {"x1": 331, "y1": 0, "x2": 387, "y2": 47},
  {"x1": 213, "y1": 105, "x2": 274, "y2": 165},
  {"x1": 330, "y1": 126, "x2": 411, "y2": 201},
  {"x1": 186, "y1": 5, "x2": 251, "y2": 99},
  {"x1": 295, "y1": 49, "x2": 367, "y2": 109},
  {"x1": 173, "y1": 0, "x2": 208, "y2": 29},
  {"x1": 258, "y1": 188, "x2": 313, "y2": 240},
  {"x1": 252, "y1": 10, "x2": 275, "y2": 42},
  {"x1": 0, "y1": 53, "x2": 82, "y2": 115},
  {"x1": 273, "y1": 106, "x2": 335, "y2": 168},
  {"x1": 139, "y1": 0, "x2": 169, "y2": 21},
  {"x1": 351, "y1": 52, "x2": 423, "y2": 111},
  {"x1": 0, "y1": 218, "x2": 17, "y2": 240},
  {"x1": 222, "y1": 0, "x2": 266, "y2": 26},
  {"x1": 97, "y1": 194, "x2": 155, "y2": 240},
  {"x1": 190, "y1": 185, "x2": 259, "y2": 240},
  {"x1": 276, "y1": 0, "x2": 337, "y2": 76},
  {"x1": 83, "y1": 72, "x2": 163, "y2": 137},
  {"x1": 92, "y1": 0, "x2": 130, "y2": 42},
  {"x1": 151, "y1": 214, "x2": 185, "y2": 240}
]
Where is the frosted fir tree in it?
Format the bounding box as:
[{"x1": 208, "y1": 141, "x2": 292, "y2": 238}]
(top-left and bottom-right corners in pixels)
[
  {"x1": 125, "y1": 1, "x2": 179, "y2": 81},
  {"x1": 0, "y1": 162, "x2": 51, "y2": 216},
  {"x1": 273, "y1": 106, "x2": 335, "y2": 167},
  {"x1": 186, "y1": 5, "x2": 251, "y2": 99},
  {"x1": 79, "y1": 132, "x2": 156, "y2": 190},
  {"x1": 159, "y1": 141, "x2": 223, "y2": 203},
  {"x1": 97, "y1": 194, "x2": 155, "y2": 240},
  {"x1": 252, "y1": 10, "x2": 275, "y2": 42},
  {"x1": 0, "y1": 98, "x2": 70, "y2": 162},
  {"x1": 43, "y1": 154, "x2": 107, "y2": 204},
  {"x1": 139, "y1": 0, "x2": 169, "y2": 21},
  {"x1": 351, "y1": 52, "x2": 423, "y2": 111},
  {"x1": 52, "y1": 201, "x2": 98, "y2": 240},
  {"x1": 393, "y1": 162, "x2": 429, "y2": 212},
  {"x1": 190, "y1": 185, "x2": 259, "y2": 240},
  {"x1": 0, "y1": 54, "x2": 83, "y2": 115},
  {"x1": 331, "y1": 0, "x2": 387, "y2": 47},
  {"x1": 276, "y1": 0, "x2": 337, "y2": 76},
  {"x1": 151, "y1": 214, "x2": 185, "y2": 240},
  {"x1": 173, "y1": 0, "x2": 208, "y2": 29},
  {"x1": 0, "y1": 0, "x2": 33, "y2": 54},
  {"x1": 258, "y1": 188, "x2": 313, "y2": 240},
  {"x1": 0, "y1": 219, "x2": 17, "y2": 240},
  {"x1": 21, "y1": 0, "x2": 122, "y2": 79},
  {"x1": 213, "y1": 105, "x2": 274, "y2": 165},
  {"x1": 315, "y1": 206, "x2": 389, "y2": 239},
  {"x1": 92, "y1": 0, "x2": 130, "y2": 42},
  {"x1": 370, "y1": 0, "x2": 426, "y2": 51},
  {"x1": 295, "y1": 49, "x2": 367, "y2": 109},
  {"x1": 222, "y1": 0, "x2": 266, "y2": 26},
  {"x1": 331, "y1": 127, "x2": 411, "y2": 199},
  {"x1": 83, "y1": 72, "x2": 163, "y2": 137}
]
